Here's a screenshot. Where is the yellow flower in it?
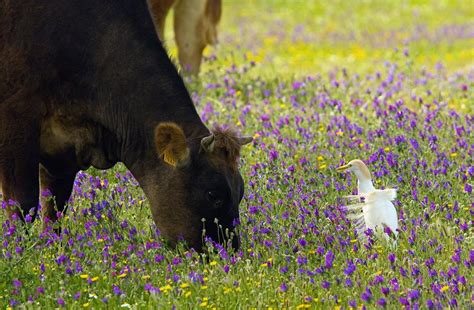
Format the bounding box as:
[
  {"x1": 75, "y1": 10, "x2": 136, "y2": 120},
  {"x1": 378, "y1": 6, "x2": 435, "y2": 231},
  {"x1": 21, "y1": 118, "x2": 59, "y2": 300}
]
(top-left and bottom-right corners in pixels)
[
  {"x1": 117, "y1": 273, "x2": 127, "y2": 278},
  {"x1": 201, "y1": 286, "x2": 208, "y2": 290},
  {"x1": 317, "y1": 155, "x2": 324, "y2": 161},
  {"x1": 319, "y1": 164, "x2": 327, "y2": 170},
  {"x1": 296, "y1": 304, "x2": 311, "y2": 309},
  {"x1": 91, "y1": 276, "x2": 99, "y2": 282},
  {"x1": 83, "y1": 303, "x2": 90, "y2": 308},
  {"x1": 384, "y1": 147, "x2": 390, "y2": 152},
  {"x1": 209, "y1": 261, "x2": 217, "y2": 266},
  {"x1": 180, "y1": 283, "x2": 190, "y2": 289},
  {"x1": 450, "y1": 152, "x2": 458, "y2": 158},
  {"x1": 79, "y1": 274, "x2": 89, "y2": 279},
  {"x1": 200, "y1": 302, "x2": 208, "y2": 307},
  {"x1": 223, "y1": 287, "x2": 232, "y2": 294},
  {"x1": 336, "y1": 130, "x2": 343, "y2": 136},
  {"x1": 441, "y1": 285, "x2": 449, "y2": 292},
  {"x1": 185, "y1": 291, "x2": 192, "y2": 298}
]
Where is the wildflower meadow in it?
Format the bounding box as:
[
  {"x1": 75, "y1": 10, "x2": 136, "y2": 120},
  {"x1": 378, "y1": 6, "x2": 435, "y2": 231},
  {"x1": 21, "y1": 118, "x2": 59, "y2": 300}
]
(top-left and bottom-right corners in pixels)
[{"x1": 1, "y1": 0, "x2": 473, "y2": 308}]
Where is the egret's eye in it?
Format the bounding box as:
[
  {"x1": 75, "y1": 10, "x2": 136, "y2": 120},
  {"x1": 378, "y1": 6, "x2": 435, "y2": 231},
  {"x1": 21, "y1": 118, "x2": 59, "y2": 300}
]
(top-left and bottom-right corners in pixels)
[{"x1": 206, "y1": 190, "x2": 224, "y2": 208}]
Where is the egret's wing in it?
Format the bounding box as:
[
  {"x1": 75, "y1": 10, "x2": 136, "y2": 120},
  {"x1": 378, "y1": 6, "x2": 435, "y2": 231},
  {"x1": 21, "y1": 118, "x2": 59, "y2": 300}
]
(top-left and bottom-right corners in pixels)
[{"x1": 363, "y1": 188, "x2": 397, "y2": 203}]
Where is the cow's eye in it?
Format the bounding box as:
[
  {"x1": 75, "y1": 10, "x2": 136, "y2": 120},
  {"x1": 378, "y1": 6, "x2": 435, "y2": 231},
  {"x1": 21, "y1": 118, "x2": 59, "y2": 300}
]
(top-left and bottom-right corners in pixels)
[{"x1": 206, "y1": 190, "x2": 224, "y2": 208}]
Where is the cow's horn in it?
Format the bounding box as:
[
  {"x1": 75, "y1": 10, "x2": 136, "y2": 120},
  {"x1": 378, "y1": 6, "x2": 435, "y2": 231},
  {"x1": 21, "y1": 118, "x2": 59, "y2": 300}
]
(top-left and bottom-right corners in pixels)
[
  {"x1": 201, "y1": 134, "x2": 215, "y2": 152},
  {"x1": 238, "y1": 136, "x2": 253, "y2": 145}
]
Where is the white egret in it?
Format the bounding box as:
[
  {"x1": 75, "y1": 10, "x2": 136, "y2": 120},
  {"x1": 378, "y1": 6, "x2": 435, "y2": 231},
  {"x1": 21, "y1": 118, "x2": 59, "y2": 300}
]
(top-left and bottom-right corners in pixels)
[{"x1": 336, "y1": 159, "x2": 399, "y2": 240}]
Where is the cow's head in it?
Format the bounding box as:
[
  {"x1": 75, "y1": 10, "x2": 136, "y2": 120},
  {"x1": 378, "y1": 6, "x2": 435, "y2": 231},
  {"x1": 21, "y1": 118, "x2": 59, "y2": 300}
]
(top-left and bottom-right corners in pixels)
[
  {"x1": 174, "y1": 0, "x2": 222, "y2": 75},
  {"x1": 148, "y1": 122, "x2": 251, "y2": 251}
]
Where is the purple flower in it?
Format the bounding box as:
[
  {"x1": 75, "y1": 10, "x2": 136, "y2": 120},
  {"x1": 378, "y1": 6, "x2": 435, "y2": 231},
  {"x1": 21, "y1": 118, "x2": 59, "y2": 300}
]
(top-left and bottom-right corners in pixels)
[
  {"x1": 73, "y1": 291, "x2": 81, "y2": 300},
  {"x1": 324, "y1": 250, "x2": 334, "y2": 269},
  {"x1": 12, "y1": 279, "x2": 22, "y2": 287},
  {"x1": 297, "y1": 238, "x2": 307, "y2": 247},
  {"x1": 377, "y1": 298, "x2": 387, "y2": 307},
  {"x1": 171, "y1": 257, "x2": 183, "y2": 265},
  {"x1": 112, "y1": 285, "x2": 122, "y2": 296},
  {"x1": 321, "y1": 281, "x2": 330, "y2": 289},
  {"x1": 388, "y1": 253, "x2": 396, "y2": 264},
  {"x1": 9, "y1": 299, "x2": 20, "y2": 307},
  {"x1": 360, "y1": 288, "x2": 372, "y2": 302},
  {"x1": 410, "y1": 138, "x2": 420, "y2": 151},
  {"x1": 297, "y1": 256, "x2": 307, "y2": 265},
  {"x1": 399, "y1": 297, "x2": 409, "y2": 306},
  {"x1": 344, "y1": 261, "x2": 356, "y2": 275},
  {"x1": 57, "y1": 298, "x2": 65, "y2": 306},
  {"x1": 464, "y1": 183, "x2": 472, "y2": 194},
  {"x1": 408, "y1": 289, "x2": 420, "y2": 300},
  {"x1": 279, "y1": 282, "x2": 287, "y2": 292},
  {"x1": 448, "y1": 299, "x2": 457, "y2": 307}
]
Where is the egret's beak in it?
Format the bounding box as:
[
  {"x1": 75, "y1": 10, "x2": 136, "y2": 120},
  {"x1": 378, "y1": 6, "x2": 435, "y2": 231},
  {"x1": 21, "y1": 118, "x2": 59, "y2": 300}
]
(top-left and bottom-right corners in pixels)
[{"x1": 336, "y1": 164, "x2": 350, "y2": 172}]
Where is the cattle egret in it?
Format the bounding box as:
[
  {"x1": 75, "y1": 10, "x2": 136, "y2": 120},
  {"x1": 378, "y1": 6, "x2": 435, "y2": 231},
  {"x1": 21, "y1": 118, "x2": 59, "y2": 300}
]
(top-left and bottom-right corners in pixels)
[{"x1": 337, "y1": 159, "x2": 399, "y2": 240}]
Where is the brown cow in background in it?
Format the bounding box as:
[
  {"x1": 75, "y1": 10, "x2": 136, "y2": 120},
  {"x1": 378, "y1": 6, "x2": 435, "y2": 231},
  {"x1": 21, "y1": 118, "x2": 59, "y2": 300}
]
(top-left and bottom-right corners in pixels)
[{"x1": 147, "y1": 0, "x2": 222, "y2": 75}]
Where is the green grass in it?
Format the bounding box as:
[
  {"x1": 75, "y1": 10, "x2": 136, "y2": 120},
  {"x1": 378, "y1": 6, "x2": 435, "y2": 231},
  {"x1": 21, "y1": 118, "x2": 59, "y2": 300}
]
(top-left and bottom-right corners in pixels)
[{"x1": 1, "y1": 0, "x2": 473, "y2": 308}]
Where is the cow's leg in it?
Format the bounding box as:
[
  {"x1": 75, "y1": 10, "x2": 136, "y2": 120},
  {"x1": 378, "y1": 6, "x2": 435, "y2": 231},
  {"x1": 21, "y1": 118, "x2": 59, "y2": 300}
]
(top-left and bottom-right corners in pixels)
[
  {"x1": 0, "y1": 132, "x2": 40, "y2": 222},
  {"x1": 147, "y1": 0, "x2": 176, "y2": 41},
  {"x1": 39, "y1": 165, "x2": 77, "y2": 226},
  {"x1": 173, "y1": 0, "x2": 204, "y2": 74}
]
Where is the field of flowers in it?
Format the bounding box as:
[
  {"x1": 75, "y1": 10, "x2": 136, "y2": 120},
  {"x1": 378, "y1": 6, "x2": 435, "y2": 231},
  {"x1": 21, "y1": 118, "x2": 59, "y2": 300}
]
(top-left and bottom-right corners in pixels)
[{"x1": 1, "y1": 0, "x2": 473, "y2": 308}]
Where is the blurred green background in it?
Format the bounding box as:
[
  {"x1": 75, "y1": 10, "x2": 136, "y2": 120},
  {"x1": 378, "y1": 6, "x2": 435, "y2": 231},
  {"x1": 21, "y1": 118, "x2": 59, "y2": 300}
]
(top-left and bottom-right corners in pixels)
[{"x1": 164, "y1": 0, "x2": 473, "y2": 76}]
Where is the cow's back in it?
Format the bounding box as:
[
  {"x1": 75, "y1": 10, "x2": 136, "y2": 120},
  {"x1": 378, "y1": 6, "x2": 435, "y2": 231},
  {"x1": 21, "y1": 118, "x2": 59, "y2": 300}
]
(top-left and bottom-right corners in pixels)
[{"x1": 0, "y1": 0, "x2": 173, "y2": 105}]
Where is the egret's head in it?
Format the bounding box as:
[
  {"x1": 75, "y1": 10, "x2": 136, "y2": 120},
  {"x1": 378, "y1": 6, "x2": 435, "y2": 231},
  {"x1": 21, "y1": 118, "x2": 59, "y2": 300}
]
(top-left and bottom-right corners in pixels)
[{"x1": 336, "y1": 159, "x2": 372, "y2": 180}]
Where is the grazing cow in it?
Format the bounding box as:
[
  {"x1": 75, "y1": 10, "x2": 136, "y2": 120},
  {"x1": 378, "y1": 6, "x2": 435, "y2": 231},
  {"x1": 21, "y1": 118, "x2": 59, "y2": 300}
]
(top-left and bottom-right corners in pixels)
[
  {"x1": 147, "y1": 0, "x2": 222, "y2": 75},
  {"x1": 0, "y1": 0, "x2": 251, "y2": 251}
]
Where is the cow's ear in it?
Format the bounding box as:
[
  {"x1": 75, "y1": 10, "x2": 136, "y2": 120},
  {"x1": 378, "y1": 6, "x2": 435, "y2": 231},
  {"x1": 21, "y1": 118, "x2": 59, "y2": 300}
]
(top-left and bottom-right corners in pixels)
[{"x1": 155, "y1": 123, "x2": 190, "y2": 167}]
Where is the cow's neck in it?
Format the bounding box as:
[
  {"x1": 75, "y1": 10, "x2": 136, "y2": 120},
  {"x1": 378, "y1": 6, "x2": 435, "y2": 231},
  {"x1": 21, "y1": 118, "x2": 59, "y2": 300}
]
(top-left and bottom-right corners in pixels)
[{"x1": 89, "y1": 11, "x2": 209, "y2": 176}]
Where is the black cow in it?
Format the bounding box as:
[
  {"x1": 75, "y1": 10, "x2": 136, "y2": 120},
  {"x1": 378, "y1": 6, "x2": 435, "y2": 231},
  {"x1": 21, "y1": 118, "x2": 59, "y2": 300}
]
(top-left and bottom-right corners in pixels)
[{"x1": 0, "y1": 0, "x2": 251, "y2": 251}]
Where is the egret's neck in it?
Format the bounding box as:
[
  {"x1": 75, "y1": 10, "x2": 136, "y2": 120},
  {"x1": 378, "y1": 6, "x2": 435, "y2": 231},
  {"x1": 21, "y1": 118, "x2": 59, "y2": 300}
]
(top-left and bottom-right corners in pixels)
[{"x1": 354, "y1": 170, "x2": 375, "y2": 194}]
